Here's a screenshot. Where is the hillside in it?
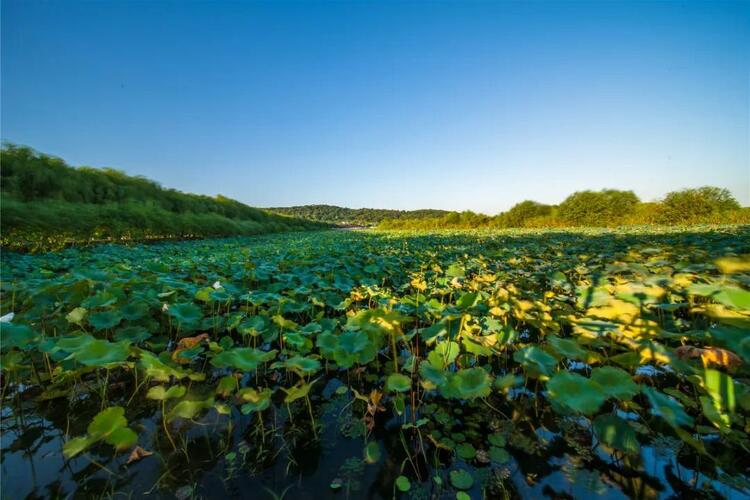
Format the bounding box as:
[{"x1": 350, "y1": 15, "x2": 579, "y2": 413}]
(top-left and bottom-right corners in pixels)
[
  {"x1": 267, "y1": 204, "x2": 449, "y2": 226},
  {"x1": 0, "y1": 144, "x2": 327, "y2": 251}
]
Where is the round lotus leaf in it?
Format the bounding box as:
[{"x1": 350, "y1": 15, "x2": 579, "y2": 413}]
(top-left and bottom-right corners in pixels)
[
  {"x1": 88, "y1": 310, "x2": 123, "y2": 330},
  {"x1": 284, "y1": 355, "x2": 321, "y2": 375},
  {"x1": 1, "y1": 323, "x2": 39, "y2": 350},
  {"x1": 88, "y1": 406, "x2": 128, "y2": 437},
  {"x1": 120, "y1": 302, "x2": 149, "y2": 321},
  {"x1": 453, "y1": 367, "x2": 492, "y2": 399},
  {"x1": 590, "y1": 366, "x2": 639, "y2": 400},
  {"x1": 396, "y1": 475, "x2": 411, "y2": 492},
  {"x1": 104, "y1": 427, "x2": 137, "y2": 451},
  {"x1": 419, "y1": 361, "x2": 448, "y2": 386},
  {"x1": 114, "y1": 326, "x2": 151, "y2": 343},
  {"x1": 364, "y1": 441, "x2": 381, "y2": 464},
  {"x1": 489, "y1": 446, "x2": 510, "y2": 464},
  {"x1": 642, "y1": 386, "x2": 694, "y2": 428},
  {"x1": 450, "y1": 469, "x2": 474, "y2": 490},
  {"x1": 74, "y1": 339, "x2": 130, "y2": 367},
  {"x1": 593, "y1": 414, "x2": 640, "y2": 455},
  {"x1": 386, "y1": 373, "x2": 411, "y2": 392},
  {"x1": 168, "y1": 303, "x2": 203, "y2": 325},
  {"x1": 456, "y1": 442, "x2": 476, "y2": 460},
  {"x1": 546, "y1": 371, "x2": 606, "y2": 415}
]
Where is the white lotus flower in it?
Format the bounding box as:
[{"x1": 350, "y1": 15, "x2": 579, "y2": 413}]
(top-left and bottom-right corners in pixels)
[
  {"x1": 162, "y1": 303, "x2": 169, "y2": 312},
  {"x1": 0, "y1": 312, "x2": 15, "y2": 323},
  {"x1": 213, "y1": 281, "x2": 222, "y2": 289}
]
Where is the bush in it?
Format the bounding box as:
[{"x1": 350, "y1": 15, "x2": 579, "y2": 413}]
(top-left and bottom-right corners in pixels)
[
  {"x1": 657, "y1": 187, "x2": 741, "y2": 224},
  {"x1": 501, "y1": 201, "x2": 552, "y2": 227},
  {"x1": 558, "y1": 190, "x2": 640, "y2": 226}
]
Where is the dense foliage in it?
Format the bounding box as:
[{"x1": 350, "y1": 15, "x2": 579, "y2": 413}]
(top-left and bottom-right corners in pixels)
[
  {"x1": 267, "y1": 204, "x2": 448, "y2": 226},
  {"x1": 1, "y1": 144, "x2": 326, "y2": 251},
  {"x1": 2, "y1": 227, "x2": 749, "y2": 498},
  {"x1": 380, "y1": 188, "x2": 749, "y2": 230}
]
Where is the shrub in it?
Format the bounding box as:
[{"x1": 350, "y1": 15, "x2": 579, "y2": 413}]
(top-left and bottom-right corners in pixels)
[{"x1": 558, "y1": 190, "x2": 640, "y2": 226}]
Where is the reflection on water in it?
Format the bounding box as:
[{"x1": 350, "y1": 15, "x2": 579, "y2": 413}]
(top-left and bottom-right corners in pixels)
[{"x1": 3, "y1": 377, "x2": 748, "y2": 499}]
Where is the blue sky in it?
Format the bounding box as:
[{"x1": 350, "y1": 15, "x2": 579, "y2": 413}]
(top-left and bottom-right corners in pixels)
[{"x1": 2, "y1": 1, "x2": 748, "y2": 213}]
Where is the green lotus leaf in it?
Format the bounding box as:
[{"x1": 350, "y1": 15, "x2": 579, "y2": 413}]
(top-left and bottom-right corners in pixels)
[
  {"x1": 419, "y1": 362, "x2": 448, "y2": 387},
  {"x1": 282, "y1": 379, "x2": 318, "y2": 404},
  {"x1": 88, "y1": 406, "x2": 128, "y2": 437},
  {"x1": 593, "y1": 414, "x2": 640, "y2": 455},
  {"x1": 427, "y1": 341, "x2": 460, "y2": 370},
  {"x1": 237, "y1": 316, "x2": 269, "y2": 337},
  {"x1": 489, "y1": 446, "x2": 510, "y2": 463},
  {"x1": 449, "y1": 469, "x2": 474, "y2": 490},
  {"x1": 283, "y1": 355, "x2": 321, "y2": 375},
  {"x1": 74, "y1": 339, "x2": 130, "y2": 366},
  {"x1": 513, "y1": 346, "x2": 557, "y2": 378},
  {"x1": 88, "y1": 310, "x2": 123, "y2": 330},
  {"x1": 210, "y1": 348, "x2": 277, "y2": 371},
  {"x1": 419, "y1": 322, "x2": 447, "y2": 342},
  {"x1": 546, "y1": 371, "x2": 606, "y2": 415},
  {"x1": 547, "y1": 336, "x2": 587, "y2": 360},
  {"x1": 364, "y1": 441, "x2": 381, "y2": 464},
  {"x1": 147, "y1": 385, "x2": 186, "y2": 401},
  {"x1": 66, "y1": 307, "x2": 87, "y2": 325},
  {"x1": 386, "y1": 373, "x2": 411, "y2": 392},
  {"x1": 488, "y1": 432, "x2": 506, "y2": 448},
  {"x1": 139, "y1": 351, "x2": 189, "y2": 382},
  {"x1": 445, "y1": 263, "x2": 465, "y2": 278},
  {"x1": 701, "y1": 368, "x2": 735, "y2": 413},
  {"x1": 713, "y1": 287, "x2": 750, "y2": 310},
  {"x1": 301, "y1": 322, "x2": 322, "y2": 334},
  {"x1": 700, "y1": 395, "x2": 731, "y2": 430},
  {"x1": 167, "y1": 398, "x2": 214, "y2": 422},
  {"x1": 642, "y1": 386, "x2": 694, "y2": 428},
  {"x1": 495, "y1": 374, "x2": 523, "y2": 391},
  {"x1": 456, "y1": 442, "x2": 476, "y2": 460},
  {"x1": 1, "y1": 323, "x2": 39, "y2": 351},
  {"x1": 395, "y1": 475, "x2": 411, "y2": 492},
  {"x1": 452, "y1": 367, "x2": 492, "y2": 399},
  {"x1": 81, "y1": 291, "x2": 117, "y2": 309},
  {"x1": 337, "y1": 330, "x2": 370, "y2": 354},
  {"x1": 272, "y1": 314, "x2": 299, "y2": 331},
  {"x1": 216, "y1": 375, "x2": 238, "y2": 397},
  {"x1": 120, "y1": 302, "x2": 149, "y2": 321},
  {"x1": 590, "y1": 366, "x2": 639, "y2": 400},
  {"x1": 334, "y1": 331, "x2": 375, "y2": 368},
  {"x1": 316, "y1": 331, "x2": 338, "y2": 358},
  {"x1": 62, "y1": 435, "x2": 95, "y2": 459},
  {"x1": 168, "y1": 303, "x2": 203, "y2": 325},
  {"x1": 456, "y1": 292, "x2": 479, "y2": 309},
  {"x1": 104, "y1": 427, "x2": 138, "y2": 451},
  {"x1": 55, "y1": 334, "x2": 95, "y2": 352},
  {"x1": 283, "y1": 331, "x2": 312, "y2": 353},
  {"x1": 239, "y1": 387, "x2": 272, "y2": 414},
  {"x1": 114, "y1": 326, "x2": 151, "y2": 343}
]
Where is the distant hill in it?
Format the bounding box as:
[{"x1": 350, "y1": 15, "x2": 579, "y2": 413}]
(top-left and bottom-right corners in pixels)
[
  {"x1": 0, "y1": 144, "x2": 327, "y2": 251},
  {"x1": 267, "y1": 204, "x2": 449, "y2": 226}
]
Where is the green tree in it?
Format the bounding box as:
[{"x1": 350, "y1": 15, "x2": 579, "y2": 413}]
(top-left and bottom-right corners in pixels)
[
  {"x1": 502, "y1": 200, "x2": 552, "y2": 227},
  {"x1": 657, "y1": 187, "x2": 740, "y2": 223},
  {"x1": 558, "y1": 189, "x2": 640, "y2": 226}
]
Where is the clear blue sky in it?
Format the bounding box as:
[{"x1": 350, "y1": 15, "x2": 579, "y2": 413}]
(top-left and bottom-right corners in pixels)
[{"x1": 2, "y1": 1, "x2": 748, "y2": 213}]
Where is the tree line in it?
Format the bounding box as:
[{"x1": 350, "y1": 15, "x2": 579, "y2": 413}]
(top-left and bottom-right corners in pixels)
[
  {"x1": 1, "y1": 144, "x2": 326, "y2": 251},
  {"x1": 378, "y1": 187, "x2": 748, "y2": 230},
  {"x1": 267, "y1": 204, "x2": 449, "y2": 226}
]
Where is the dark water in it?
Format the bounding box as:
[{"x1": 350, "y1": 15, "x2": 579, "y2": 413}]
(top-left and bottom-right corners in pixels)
[{"x1": 2, "y1": 376, "x2": 747, "y2": 500}]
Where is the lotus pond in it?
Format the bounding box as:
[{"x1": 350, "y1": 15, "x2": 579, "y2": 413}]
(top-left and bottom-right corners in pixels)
[{"x1": 1, "y1": 227, "x2": 750, "y2": 499}]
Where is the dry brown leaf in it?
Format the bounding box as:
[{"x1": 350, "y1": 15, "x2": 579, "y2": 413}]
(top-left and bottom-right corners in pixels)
[
  {"x1": 674, "y1": 345, "x2": 742, "y2": 371},
  {"x1": 126, "y1": 446, "x2": 153, "y2": 464},
  {"x1": 172, "y1": 333, "x2": 209, "y2": 363}
]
